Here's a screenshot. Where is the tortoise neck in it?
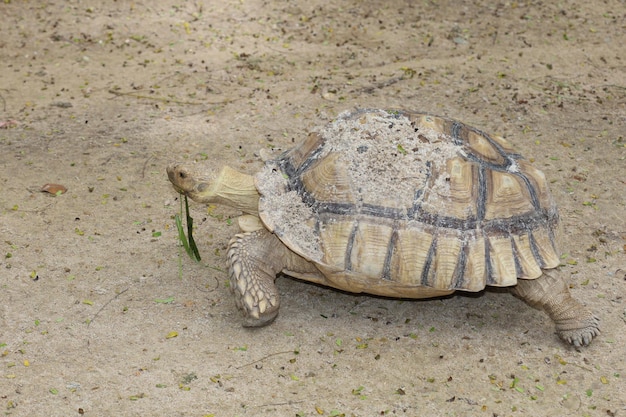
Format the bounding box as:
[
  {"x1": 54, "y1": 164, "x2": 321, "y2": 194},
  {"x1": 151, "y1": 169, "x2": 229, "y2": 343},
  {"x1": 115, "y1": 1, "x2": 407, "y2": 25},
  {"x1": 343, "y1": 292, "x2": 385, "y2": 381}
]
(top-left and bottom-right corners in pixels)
[{"x1": 211, "y1": 166, "x2": 259, "y2": 215}]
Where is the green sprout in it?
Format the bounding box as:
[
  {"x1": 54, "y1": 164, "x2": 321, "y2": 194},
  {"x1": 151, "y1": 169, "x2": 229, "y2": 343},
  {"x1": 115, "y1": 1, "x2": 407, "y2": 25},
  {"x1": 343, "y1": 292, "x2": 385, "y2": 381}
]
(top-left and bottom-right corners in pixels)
[{"x1": 175, "y1": 195, "x2": 201, "y2": 262}]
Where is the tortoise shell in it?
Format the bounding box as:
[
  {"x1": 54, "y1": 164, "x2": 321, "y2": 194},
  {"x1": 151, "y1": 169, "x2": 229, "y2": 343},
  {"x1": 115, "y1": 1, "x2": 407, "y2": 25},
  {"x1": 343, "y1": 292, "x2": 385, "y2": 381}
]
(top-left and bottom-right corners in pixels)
[{"x1": 254, "y1": 109, "x2": 560, "y2": 298}]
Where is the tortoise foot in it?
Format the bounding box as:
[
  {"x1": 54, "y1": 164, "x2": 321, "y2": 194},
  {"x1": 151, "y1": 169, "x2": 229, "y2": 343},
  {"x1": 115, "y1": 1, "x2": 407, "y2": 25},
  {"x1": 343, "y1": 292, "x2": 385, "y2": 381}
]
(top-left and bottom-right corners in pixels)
[
  {"x1": 555, "y1": 313, "x2": 600, "y2": 347},
  {"x1": 512, "y1": 273, "x2": 600, "y2": 347},
  {"x1": 241, "y1": 305, "x2": 279, "y2": 327}
]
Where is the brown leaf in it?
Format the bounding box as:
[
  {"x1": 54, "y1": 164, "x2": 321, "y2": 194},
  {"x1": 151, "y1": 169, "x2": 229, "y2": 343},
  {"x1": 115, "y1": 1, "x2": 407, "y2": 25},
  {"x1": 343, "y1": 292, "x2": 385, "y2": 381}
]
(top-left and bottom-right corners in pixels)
[{"x1": 41, "y1": 183, "x2": 68, "y2": 195}]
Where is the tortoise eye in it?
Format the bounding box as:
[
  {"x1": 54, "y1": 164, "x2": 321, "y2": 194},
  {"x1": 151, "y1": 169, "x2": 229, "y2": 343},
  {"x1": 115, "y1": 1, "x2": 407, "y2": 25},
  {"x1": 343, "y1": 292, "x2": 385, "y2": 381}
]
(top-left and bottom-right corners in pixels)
[{"x1": 179, "y1": 171, "x2": 187, "y2": 179}]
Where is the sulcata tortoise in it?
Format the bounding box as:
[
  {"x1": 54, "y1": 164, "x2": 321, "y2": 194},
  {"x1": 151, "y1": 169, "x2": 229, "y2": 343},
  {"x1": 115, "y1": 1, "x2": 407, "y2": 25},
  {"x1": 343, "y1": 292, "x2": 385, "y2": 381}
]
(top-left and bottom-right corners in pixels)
[{"x1": 167, "y1": 109, "x2": 599, "y2": 346}]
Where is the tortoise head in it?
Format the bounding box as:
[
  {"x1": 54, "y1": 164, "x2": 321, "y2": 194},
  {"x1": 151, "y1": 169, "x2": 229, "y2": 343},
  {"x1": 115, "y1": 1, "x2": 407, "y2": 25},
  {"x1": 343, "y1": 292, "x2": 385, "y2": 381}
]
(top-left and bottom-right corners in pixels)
[
  {"x1": 166, "y1": 162, "x2": 216, "y2": 203},
  {"x1": 166, "y1": 162, "x2": 260, "y2": 215}
]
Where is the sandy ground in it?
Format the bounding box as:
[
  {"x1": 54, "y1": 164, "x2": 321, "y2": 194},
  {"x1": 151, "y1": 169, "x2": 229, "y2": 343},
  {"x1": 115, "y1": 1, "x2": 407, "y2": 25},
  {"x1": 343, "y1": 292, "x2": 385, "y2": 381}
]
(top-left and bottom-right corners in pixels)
[{"x1": 1, "y1": 0, "x2": 625, "y2": 416}]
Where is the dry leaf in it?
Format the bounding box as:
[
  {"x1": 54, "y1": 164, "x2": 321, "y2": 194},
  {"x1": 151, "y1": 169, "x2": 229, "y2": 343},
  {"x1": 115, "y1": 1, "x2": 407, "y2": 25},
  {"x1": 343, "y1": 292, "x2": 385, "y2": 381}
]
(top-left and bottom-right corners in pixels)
[{"x1": 41, "y1": 183, "x2": 68, "y2": 195}]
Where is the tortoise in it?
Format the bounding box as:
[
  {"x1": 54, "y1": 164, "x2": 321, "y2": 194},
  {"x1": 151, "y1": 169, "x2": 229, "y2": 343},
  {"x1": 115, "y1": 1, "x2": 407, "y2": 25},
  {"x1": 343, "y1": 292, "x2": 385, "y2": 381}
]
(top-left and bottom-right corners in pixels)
[{"x1": 167, "y1": 109, "x2": 600, "y2": 346}]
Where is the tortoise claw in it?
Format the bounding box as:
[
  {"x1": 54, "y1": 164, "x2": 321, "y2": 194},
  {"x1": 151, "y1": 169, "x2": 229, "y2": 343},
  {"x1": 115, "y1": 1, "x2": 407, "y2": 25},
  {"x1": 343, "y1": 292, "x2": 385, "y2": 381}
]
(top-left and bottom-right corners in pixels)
[
  {"x1": 241, "y1": 307, "x2": 279, "y2": 327},
  {"x1": 557, "y1": 315, "x2": 600, "y2": 347}
]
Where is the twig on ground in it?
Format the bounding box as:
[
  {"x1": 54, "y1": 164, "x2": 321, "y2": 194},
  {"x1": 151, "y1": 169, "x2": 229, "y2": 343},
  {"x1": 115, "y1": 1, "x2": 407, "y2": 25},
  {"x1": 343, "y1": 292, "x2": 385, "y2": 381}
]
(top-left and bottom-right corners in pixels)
[
  {"x1": 87, "y1": 288, "x2": 130, "y2": 327},
  {"x1": 235, "y1": 350, "x2": 294, "y2": 369}
]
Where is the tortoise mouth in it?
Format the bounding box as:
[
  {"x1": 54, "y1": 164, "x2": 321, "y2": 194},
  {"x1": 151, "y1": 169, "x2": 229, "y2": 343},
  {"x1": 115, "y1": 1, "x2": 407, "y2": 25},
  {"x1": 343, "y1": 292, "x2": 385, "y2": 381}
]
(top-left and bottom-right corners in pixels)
[
  {"x1": 166, "y1": 162, "x2": 193, "y2": 195},
  {"x1": 170, "y1": 183, "x2": 186, "y2": 195}
]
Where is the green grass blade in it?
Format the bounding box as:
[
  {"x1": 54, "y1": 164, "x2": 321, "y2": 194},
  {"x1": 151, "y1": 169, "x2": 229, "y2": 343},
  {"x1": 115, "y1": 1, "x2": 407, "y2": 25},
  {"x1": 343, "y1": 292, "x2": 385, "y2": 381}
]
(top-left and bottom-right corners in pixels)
[
  {"x1": 175, "y1": 196, "x2": 201, "y2": 262},
  {"x1": 184, "y1": 195, "x2": 202, "y2": 261},
  {"x1": 175, "y1": 213, "x2": 192, "y2": 257}
]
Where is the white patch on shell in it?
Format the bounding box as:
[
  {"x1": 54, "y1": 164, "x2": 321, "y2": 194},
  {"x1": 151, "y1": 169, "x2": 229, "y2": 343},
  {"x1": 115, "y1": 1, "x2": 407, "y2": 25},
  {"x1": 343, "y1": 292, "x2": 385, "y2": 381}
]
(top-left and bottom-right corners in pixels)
[
  {"x1": 314, "y1": 109, "x2": 464, "y2": 209},
  {"x1": 507, "y1": 159, "x2": 520, "y2": 173},
  {"x1": 256, "y1": 166, "x2": 323, "y2": 262}
]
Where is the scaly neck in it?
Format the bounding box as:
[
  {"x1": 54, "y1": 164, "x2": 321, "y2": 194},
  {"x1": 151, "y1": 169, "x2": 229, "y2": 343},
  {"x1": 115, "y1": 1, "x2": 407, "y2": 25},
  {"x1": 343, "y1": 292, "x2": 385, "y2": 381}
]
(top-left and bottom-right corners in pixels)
[{"x1": 210, "y1": 166, "x2": 259, "y2": 215}]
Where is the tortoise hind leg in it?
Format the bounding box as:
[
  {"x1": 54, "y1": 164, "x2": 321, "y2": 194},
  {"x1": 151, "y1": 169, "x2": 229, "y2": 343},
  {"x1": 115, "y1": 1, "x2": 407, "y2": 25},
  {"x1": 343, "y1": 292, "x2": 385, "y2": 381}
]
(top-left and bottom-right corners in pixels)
[
  {"x1": 227, "y1": 229, "x2": 316, "y2": 327},
  {"x1": 511, "y1": 273, "x2": 600, "y2": 347}
]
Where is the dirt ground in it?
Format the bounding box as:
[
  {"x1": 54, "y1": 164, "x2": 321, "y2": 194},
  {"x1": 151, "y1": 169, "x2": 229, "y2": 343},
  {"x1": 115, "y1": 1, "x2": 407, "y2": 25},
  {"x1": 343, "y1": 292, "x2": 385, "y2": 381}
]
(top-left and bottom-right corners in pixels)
[{"x1": 0, "y1": 0, "x2": 624, "y2": 416}]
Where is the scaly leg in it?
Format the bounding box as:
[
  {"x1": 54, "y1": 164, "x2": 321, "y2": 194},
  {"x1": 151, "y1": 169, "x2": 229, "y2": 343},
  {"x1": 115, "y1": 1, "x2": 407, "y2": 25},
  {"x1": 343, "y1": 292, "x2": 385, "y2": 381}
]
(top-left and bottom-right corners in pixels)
[
  {"x1": 227, "y1": 229, "x2": 316, "y2": 327},
  {"x1": 511, "y1": 273, "x2": 600, "y2": 347}
]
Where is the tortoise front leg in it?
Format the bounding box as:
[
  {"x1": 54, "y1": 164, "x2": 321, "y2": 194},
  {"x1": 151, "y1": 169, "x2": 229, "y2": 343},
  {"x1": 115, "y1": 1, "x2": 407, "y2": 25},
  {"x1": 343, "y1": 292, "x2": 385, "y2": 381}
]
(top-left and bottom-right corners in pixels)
[
  {"x1": 227, "y1": 230, "x2": 286, "y2": 326},
  {"x1": 511, "y1": 273, "x2": 600, "y2": 347},
  {"x1": 227, "y1": 229, "x2": 317, "y2": 327}
]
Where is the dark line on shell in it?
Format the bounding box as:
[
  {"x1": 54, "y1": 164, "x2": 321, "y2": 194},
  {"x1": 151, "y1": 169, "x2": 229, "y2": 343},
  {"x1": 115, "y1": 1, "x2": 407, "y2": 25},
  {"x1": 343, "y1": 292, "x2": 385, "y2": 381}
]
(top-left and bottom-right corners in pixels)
[
  {"x1": 450, "y1": 121, "x2": 465, "y2": 146},
  {"x1": 420, "y1": 235, "x2": 437, "y2": 286},
  {"x1": 527, "y1": 230, "x2": 545, "y2": 268},
  {"x1": 360, "y1": 204, "x2": 406, "y2": 220},
  {"x1": 277, "y1": 140, "x2": 325, "y2": 188},
  {"x1": 313, "y1": 217, "x2": 322, "y2": 242},
  {"x1": 277, "y1": 158, "x2": 296, "y2": 180},
  {"x1": 317, "y1": 201, "x2": 355, "y2": 215},
  {"x1": 514, "y1": 172, "x2": 541, "y2": 211},
  {"x1": 480, "y1": 130, "x2": 524, "y2": 160},
  {"x1": 510, "y1": 235, "x2": 523, "y2": 277},
  {"x1": 452, "y1": 239, "x2": 468, "y2": 288},
  {"x1": 476, "y1": 165, "x2": 487, "y2": 222},
  {"x1": 295, "y1": 145, "x2": 325, "y2": 176},
  {"x1": 382, "y1": 228, "x2": 398, "y2": 281},
  {"x1": 344, "y1": 221, "x2": 359, "y2": 272},
  {"x1": 484, "y1": 234, "x2": 495, "y2": 285},
  {"x1": 407, "y1": 189, "x2": 423, "y2": 218},
  {"x1": 454, "y1": 152, "x2": 520, "y2": 172},
  {"x1": 456, "y1": 116, "x2": 524, "y2": 165}
]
